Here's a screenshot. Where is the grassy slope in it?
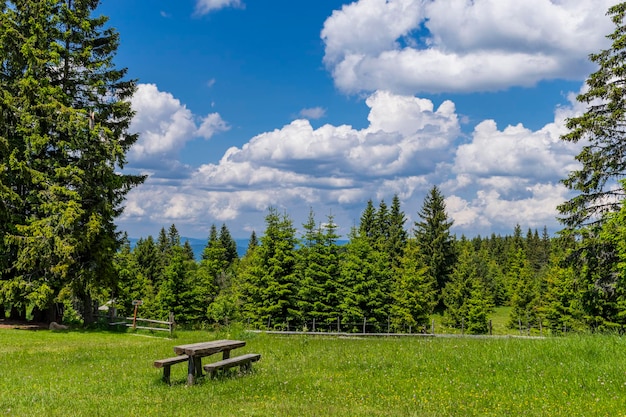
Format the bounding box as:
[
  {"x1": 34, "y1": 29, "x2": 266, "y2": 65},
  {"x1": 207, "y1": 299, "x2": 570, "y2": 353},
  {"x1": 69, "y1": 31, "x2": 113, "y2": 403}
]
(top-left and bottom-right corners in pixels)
[{"x1": 1, "y1": 326, "x2": 626, "y2": 416}]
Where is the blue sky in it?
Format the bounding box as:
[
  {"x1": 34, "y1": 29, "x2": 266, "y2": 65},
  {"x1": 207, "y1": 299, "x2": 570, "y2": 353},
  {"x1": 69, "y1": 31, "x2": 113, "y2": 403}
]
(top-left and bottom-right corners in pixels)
[{"x1": 98, "y1": 0, "x2": 616, "y2": 240}]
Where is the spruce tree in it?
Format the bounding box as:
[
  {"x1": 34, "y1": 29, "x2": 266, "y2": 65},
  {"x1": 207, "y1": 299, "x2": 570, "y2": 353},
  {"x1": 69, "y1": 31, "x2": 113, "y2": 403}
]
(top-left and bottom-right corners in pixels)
[
  {"x1": 558, "y1": 2, "x2": 626, "y2": 229},
  {"x1": 386, "y1": 194, "x2": 408, "y2": 268},
  {"x1": 390, "y1": 239, "x2": 435, "y2": 331},
  {"x1": 296, "y1": 209, "x2": 326, "y2": 325},
  {"x1": 0, "y1": 0, "x2": 144, "y2": 322},
  {"x1": 339, "y1": 229, "x2": 390, "y2": 331},
  {"x1": 238, "y1": 208, "x2": 297, "y2": 327},
  {"x1": 219, "y1": 223, "x2": 238, "y2": 266},
  {"x1": 507, "y1": 249, "x2": 541, "y2": 330},
  {"x1": 443, "y1": 239, "x2": 491, "y2": 332},
  {"x1": 414, "y1": 186, "x2": 456, "y2": 308},
  {"x1": 359, "y1": 199, "x2": 377, "y2": 241}
]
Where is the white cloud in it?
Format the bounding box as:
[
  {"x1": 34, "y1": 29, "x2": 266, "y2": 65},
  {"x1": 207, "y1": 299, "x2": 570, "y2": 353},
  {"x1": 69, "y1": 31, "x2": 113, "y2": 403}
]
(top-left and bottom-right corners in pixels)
[
  {"x1": 322, "y1": 0, "x2": 614, "y2": 94},
  {"x1": 129, "y1": 83, "x2": 229, "y2": 168},
  {"x1": 454, "y1": 119, "x2": 579, "y2": 181},
  {"x1": 195, "y1": 0, "x2": 243, "y2": 16},
  {"x1": 120, "y1": 84, "x2": 589, "y2": 239},
  {"x1": 299, "y1": 107, "x2": 326, "y2": 120}
]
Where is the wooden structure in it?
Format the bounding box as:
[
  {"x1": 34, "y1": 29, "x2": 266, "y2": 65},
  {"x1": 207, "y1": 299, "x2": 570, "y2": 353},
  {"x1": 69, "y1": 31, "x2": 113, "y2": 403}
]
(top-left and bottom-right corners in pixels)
[
  {"x1": 203, "y1": 353, "x2": 261, "y2": 378},
  {"x1": 153, "y1": 355, "x2": 189, "y2": 384},
  {"x1": 154, "y1": 339, "x2": 260, "y2": 385},
  {"x1": 110, "y1": 312, "x2": 175, "y2": 335}
]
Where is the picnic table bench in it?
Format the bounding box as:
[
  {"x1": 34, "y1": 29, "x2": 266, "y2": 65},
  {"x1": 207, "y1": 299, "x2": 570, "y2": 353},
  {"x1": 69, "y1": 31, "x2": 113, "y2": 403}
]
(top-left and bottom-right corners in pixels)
[{"x1": 153, "y1": 339, "x2": 260, "y2": 385}]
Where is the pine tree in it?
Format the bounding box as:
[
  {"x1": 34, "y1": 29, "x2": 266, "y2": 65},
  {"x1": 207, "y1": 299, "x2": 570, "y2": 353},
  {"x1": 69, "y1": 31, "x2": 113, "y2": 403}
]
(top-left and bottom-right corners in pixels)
[
  {"x1": 414, "y1": 186, "x2": 456, "y2": 308},
  {"x1": 246, "y1": 230, "x2": 258, "y2": 255},
  {"x1": 390, "y1": 239, "x2": 435, "y2": 331},
  {"x1": 339, "y1": 229, "x2": 391, "y2": 331},
  {"x1": 219, "y1": 223, "x2": 238, "y2": 266},
  {"x1": 558, "y1": 3, "x2": 626, "y2": 229},
  {"x1": 443, "y1": 239, "x2": 491, "y2": 332},
  {"x1": 238, "y1": 208, "x2": 298, "y2": 327},
  {"x1": 113, "y1": 236, "x2": 154, "y2": 317},
  {"x1": 0, "y1": 1, "x2": 144, "y2": 323},
  {"x1": 507, "y1": 249, "x2": 540, "y2": 330},
  {"x1": 296, "y1": 209, "x2": 326, "y2": 325},
  {"x1": 296, "y1": 210, "x2": 342, "y2": 328},
  {"x1": 386, "y1": 194, "x2": 408, "y2": 269},
  {"x1": 359, "y1": 200, "x2": 377, "y2": 241}
]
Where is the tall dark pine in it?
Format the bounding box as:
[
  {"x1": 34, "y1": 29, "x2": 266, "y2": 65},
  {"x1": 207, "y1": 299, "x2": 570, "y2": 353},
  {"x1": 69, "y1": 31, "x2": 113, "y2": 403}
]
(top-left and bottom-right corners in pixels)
[
  {"x1": 414, "y1": 186, "x2": 456, "y2": 308},
  {"x1": 387, "y1": 194, "x2": 408, "y2": 268},
  {"x1": 0, "y1": 0, "x2": 144, "y2": 323},
  {"x1": 558, "y1": 2, "x2": 626, "y2": 229},
  {"x1": 219, "y1": 223, "x2": 239, "y2": 266}
]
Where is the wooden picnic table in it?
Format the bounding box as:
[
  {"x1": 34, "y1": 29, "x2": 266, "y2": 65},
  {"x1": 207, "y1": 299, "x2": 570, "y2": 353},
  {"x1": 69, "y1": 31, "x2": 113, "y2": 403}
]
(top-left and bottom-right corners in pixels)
[{"x1": 173, "y1": 339, "x2": 246, "y2": 385}]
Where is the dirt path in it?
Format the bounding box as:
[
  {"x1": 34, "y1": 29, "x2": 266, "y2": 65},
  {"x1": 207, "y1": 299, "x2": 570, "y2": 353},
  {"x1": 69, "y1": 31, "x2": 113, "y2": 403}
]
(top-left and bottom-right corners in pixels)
[{"x1": 0, "y1": 319, "x2": 48, "y2": 330}]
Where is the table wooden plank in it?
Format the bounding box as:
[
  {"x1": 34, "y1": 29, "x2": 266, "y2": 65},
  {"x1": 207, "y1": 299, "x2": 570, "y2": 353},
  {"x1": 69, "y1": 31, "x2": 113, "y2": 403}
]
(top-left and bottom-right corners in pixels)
[{"x1": 174, "y1": 340, "x2": 245, "y2": 356}]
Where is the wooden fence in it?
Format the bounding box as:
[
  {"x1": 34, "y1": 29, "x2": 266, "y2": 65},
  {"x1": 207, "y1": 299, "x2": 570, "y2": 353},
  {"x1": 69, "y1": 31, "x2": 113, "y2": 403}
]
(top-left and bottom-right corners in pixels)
[{"x1": 109, "y1": 312, "x2": 175, "y2": 335}]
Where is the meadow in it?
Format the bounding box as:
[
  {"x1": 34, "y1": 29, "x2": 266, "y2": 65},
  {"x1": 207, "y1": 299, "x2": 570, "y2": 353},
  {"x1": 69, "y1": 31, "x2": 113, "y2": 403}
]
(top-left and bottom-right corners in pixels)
[{"x1": 1, "y1": 325, "x2": 626, "y2": 416}]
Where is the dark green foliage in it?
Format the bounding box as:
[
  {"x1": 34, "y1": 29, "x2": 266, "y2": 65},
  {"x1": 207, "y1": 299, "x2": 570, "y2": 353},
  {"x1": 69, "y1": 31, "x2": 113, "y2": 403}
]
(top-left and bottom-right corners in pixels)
[
  {"x1": 443, "y1": 239, "x2": 492, "y2": 333},
  {"x1": 386, "y1": 195, "x2": 408, "y2": 268},
  {"x1": 507, "y1": 249, "x2": 541, "y2": 330},
  {"x1": 390, "y1": 239, "x2": 435, "y2": 331},
  {"x1": 359, "y1": 200, "x2": 377, "y2": 240},
  {"x1": 0, "y1": 0, "x2": 143, "y2": 323},
  {"x1": 539, "y1": 261, "x2": 583, "y2": 333},
  {"x1": 339, "y1": 229, "x2": 391, "y2": 331},
  {"x1": 296, "y1": 210, "x2": 342, "y2": 326},
  {"x1": 558, "y1": 3, "x2": 626, "y2": 228},
  {"x1": 414, "y1": 186, "x2": 456, "y2": 307},
  {"x1": 236, "y1": 208, "x2": 298, "y2": 328}
]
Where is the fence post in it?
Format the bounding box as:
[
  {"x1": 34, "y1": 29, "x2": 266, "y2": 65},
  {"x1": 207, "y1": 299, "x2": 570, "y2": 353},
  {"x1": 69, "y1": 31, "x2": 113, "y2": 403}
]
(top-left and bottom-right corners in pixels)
[
  {"x1": 168, "y1": 312, "x2": 175, "y2": 335},
  {"x1": 519, "y1": 318, "x2": 522, "y2": 335},
  {"x1": 363, "y1": 317, "x2": 366, "y2": 334},
  {"x1": 489, "y1": 319, "x2": 492, "y2": 336},
  {"x1": 431, "y1": 319, "x2": 435, "y2": 335},
  {"x1": 387, "y1": 315, "x2": 390, "y2": 334},
  {"x1": 461, "y1": 318, "x2": 465, "y2": 335},
  {"x1": 337, "y1": 317, "x2": 340, "y2": 333}
]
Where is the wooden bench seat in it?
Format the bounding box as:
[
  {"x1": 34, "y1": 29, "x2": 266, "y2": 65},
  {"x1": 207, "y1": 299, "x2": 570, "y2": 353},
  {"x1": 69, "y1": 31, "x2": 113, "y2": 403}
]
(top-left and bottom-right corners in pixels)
[
  {"x1": 154, "y1": 355, "x2": 189, "y2": 384},
  {"x1": 203, "y1": 353, "x2": 261, "y2": 378}
]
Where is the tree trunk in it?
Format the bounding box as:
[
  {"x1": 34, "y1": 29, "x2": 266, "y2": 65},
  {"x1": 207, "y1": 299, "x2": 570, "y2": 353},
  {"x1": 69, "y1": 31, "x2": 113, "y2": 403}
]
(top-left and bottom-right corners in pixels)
[
  {"x1": 31, "y1": 304, "x2": 58, "y2": 324},
  {"x1": 82, "y1": 292, "x2": 95, "y2": 325},
  {"x1": 9, "y1": 305, "x2": 26, "y2": 321},
  {"x1": 31, "y1": 306, "x2": 46, "y2": 323}
]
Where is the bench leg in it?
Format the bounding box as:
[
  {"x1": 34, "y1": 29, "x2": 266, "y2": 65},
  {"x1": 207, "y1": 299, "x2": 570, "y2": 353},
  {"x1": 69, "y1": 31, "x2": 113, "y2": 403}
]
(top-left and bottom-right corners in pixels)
[
  {"x1": 187, "y1": 357, "x2": 196, "y2": 385},
  {"x1": 194, "y1": 357, "x2": 203, "y2": 378},
  {"x1": 162, "y1": 365, "x2": 171, "y2": 385}
]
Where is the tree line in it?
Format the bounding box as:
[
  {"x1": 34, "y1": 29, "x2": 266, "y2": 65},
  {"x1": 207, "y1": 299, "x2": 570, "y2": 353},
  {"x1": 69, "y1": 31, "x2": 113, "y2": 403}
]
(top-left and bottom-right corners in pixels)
[{"x1": 97, "y1": 188, "x2": 594, "y2": 334}]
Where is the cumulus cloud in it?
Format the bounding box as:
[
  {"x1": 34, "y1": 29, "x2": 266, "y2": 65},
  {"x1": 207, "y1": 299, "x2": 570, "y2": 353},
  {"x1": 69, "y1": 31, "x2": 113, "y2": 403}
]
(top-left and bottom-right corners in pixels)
[
  {"x1": 120, "y1": 87, "x2": 586, "y2": 238},
  {"x1": 321, "y1": 0, "x2": 614, "y2": 94},
  {"x1": 194, "y1": 0, "x2": 243, "y2": 16},
  {"x1": 129, "y1": 83, "x2": 229, "y2": 170},
  {"x1": 299, "y1": 107, "x2": 326, "y2": 120},
  {"x1": 442, "y1": 88, "x2": 589, "y2": 233}
]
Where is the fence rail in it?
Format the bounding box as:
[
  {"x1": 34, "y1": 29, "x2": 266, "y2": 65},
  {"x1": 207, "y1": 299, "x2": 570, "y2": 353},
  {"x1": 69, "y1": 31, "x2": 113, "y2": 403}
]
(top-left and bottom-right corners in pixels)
[{"x1": 109, "y1": 312, "x2": 175, "y2": 335}]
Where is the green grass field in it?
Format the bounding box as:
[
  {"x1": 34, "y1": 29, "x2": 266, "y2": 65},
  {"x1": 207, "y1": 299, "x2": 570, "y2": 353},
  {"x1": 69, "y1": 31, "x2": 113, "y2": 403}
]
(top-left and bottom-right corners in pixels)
[{"x1": 1, "y1": 326, "x2": 626, "y2": 416}]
